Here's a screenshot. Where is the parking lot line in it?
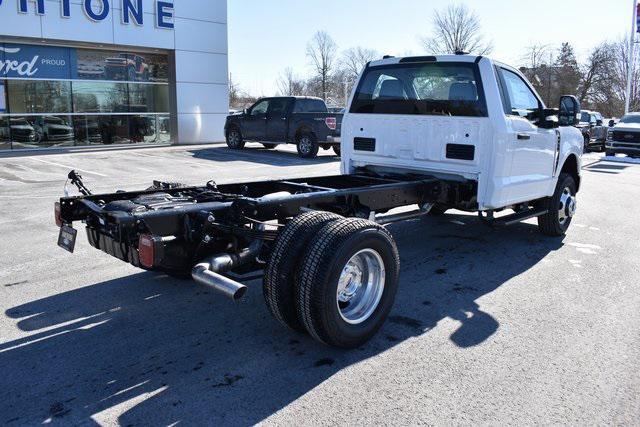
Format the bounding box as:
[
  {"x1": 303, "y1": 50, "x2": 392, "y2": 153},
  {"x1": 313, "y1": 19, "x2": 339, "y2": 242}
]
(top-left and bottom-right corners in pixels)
[{"x1": 28, "y1": 158, "x2": 108, "y2": 177}]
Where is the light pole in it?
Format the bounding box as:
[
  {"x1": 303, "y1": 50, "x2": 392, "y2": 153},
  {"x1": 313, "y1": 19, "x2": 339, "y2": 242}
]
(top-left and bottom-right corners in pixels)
[{"x1": 625, "y1": 0, "x2": 638, "y2": 114}]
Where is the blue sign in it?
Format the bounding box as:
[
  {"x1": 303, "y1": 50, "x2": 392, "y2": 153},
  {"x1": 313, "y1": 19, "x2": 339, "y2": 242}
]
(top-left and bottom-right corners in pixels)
[
  {"x1": 0, "y1": 43, "x2": 77, "y2": 79},
  {"x1": 0, "y1": 0, "x2": 174, "y2": 28}
]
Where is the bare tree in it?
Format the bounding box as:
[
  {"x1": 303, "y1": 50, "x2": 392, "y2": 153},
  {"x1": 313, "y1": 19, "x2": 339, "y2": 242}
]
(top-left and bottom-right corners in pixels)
[
  {"x1": 306, "y1": 31, "x2": 338, "y2": 101},
  {"x1": 229, "y1": 73, "x2": 241, "y2": 109},
  {"x1": 341, "y1": 47, "x2": 378, "y2": 81},
  {"x1": 577, "y1": 42, "x2": 615, "y2": 105},
  {"x1": 422, "y1": 4, "x2": 493, "y2": 55},
  {"x1": 277, "y1": 67, "x2": 306, "y2": 96}
]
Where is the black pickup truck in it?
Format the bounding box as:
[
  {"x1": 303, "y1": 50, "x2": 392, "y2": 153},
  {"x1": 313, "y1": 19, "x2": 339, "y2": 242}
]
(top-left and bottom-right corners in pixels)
[{"x1": 224, "y1": 97, "x2": 343, "y2": 158}]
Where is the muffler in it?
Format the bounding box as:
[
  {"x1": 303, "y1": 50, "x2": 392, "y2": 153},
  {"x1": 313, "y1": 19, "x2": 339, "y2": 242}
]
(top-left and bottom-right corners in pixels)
[{"x1": 192, "y1": 262, "x2": 247, "y2": 301}]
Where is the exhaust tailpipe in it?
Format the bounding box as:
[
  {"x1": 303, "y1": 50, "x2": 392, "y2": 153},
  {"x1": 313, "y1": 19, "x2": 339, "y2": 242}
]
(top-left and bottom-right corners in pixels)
[{"x1": 192, "y1": 262, "x2": 247, "y2": 301}]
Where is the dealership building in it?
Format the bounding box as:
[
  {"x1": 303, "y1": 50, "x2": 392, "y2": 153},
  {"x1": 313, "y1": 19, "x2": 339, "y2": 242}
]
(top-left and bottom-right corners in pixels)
[{"x1": 0, "y1": 0, "x2": 229, "y2": 151}]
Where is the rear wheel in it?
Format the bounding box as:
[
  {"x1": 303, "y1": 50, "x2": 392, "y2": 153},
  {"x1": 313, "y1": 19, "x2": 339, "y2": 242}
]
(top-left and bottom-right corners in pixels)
[
  {"x1": 296, "y1": 133, "x2": 319, "y2": 158},
  {"x1": 226, "y1": 128, "x2": 245, "y2": 150},
  {"x1": 537, "y1": 173, "x2": 577, "y2": 236},
  {"x1": 428, "y1": 204, "x2": 449, "y2": 216},
  {"x1": 263, "y1": 211, "x2": 342, "y2": 332},
  {"x1": 297, "y1": 218, "x2": 400, "y2": 348}
]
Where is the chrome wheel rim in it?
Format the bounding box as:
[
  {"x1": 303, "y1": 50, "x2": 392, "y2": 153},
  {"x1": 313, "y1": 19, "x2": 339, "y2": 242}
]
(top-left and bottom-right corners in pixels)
[
  {"x1": 558, "y1": 186, "x2": 576, "y2": 225},
  {"x1": 336, "y1": 249, "x2": 385, "y2": 325},
  {"x1": 299, "y1": 136, "x2": 312, "y2": 154}
]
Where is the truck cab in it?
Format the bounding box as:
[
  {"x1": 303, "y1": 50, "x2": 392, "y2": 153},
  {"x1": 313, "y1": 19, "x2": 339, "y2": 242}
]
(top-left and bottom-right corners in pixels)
[{"x1": 341, "y1": 54, "x2": 583, "y2": 213}]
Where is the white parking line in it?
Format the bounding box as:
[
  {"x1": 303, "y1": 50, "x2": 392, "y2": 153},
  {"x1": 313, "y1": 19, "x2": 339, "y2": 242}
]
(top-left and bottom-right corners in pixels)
[{"x1": 29, "y1": 158, "x2": 108, "y2": 177}]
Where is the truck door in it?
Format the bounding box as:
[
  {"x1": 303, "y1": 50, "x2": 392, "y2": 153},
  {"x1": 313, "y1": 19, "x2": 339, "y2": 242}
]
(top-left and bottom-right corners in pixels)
[
  {"x1": 266, "y1": 98, "x2": 290, "y2": 141},
  {"x1": 498, "y1": 67, "x2": 557, "y2": 202},
  {"x1": 243, "y1": 99, "x2": 270, "y2": 140}
]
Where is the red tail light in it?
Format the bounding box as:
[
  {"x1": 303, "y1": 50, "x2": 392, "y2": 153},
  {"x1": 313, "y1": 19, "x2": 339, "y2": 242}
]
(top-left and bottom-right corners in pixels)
[
  {"x1": 325, "y1": 117, "x2": 337, "y2": 130},
  {"x1": 54, "y1": 202, "x2": 62, "y2": 227},
  {"x1": 139, "y1": 234, "x2": 157, "y2": 268}
]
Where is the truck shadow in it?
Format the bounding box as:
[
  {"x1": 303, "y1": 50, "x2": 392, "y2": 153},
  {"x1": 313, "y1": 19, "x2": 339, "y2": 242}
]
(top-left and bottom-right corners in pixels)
[
  {"x1": 188, "y1": 144, "x2": 340, "y2": 167},
  {"x1": 1, "y1": 213, "x2": 563, "y2": 425}
]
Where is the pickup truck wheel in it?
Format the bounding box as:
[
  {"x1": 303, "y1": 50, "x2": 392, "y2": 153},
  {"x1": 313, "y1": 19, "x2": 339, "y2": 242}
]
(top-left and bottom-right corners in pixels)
[
  {"x1": 297, "y1": 133, "x2": 319, "y2": 158},
  {"x1": 297, "y1": 218, "x2": 400, "y2": 348},
  {"x1": 263, "y1": 211, "x2": 342, "y2": 332},
  {"x1": 226, "y1": 128, "x2": 245, "y2": 150},
  {"x1": 538, "y1": 173, "x2": 577, "y2": 237},
  {"x1": 261, "y1": 143, "x2": 277, "y2": 149},
  {"x1": 332, "y1": 145, "x2": 341, "y2": 156}
]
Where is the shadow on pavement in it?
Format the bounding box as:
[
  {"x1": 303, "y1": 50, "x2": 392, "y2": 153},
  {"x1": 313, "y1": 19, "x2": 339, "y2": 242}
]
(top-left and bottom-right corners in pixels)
[
  {"x1": 188, "y1": 144, "x2": 339, "y2": 167},
  {"x1": 1, "y1": 213, "x2": 564, "y2": 425}
]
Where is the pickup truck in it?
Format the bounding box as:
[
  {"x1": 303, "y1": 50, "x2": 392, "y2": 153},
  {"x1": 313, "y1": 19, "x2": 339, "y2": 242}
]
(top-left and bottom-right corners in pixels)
[
  {"x1": 224, "y1": 96, "x2": 343, "y2": 158},
  {"x1": 577, "y1": 110, "x2": 607, "y2": 152},
  {"x1": 605, "y1": 112, "x2": 640, "y2": 157},
  {"x1": 55, "y1": 54, "x2": 583, "y2": 348}
]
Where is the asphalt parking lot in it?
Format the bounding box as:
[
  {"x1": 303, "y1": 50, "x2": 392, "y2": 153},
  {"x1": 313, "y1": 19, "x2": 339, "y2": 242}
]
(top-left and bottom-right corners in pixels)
[{"x1": 0, "y1": 144, "x2": 638, "y2": 425}]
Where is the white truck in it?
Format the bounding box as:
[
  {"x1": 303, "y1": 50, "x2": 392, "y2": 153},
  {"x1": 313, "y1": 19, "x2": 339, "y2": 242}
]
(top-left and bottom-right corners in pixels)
[{"x1": 55, "y1": 54, "x2": 583, "y2": 348}]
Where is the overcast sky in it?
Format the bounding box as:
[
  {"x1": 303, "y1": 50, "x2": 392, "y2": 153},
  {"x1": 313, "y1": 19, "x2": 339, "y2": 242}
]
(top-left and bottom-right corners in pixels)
[{"x1": 228, "y1": 0, "x2": 635, "y2": 96}]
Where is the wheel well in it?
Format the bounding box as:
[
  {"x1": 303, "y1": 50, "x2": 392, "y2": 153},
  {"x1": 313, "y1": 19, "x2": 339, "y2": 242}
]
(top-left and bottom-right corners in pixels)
[
  {"x1": 560, "y1": 154, "x2": 580, "y2": 190},
  {"x1": 295, "y1": 126, "x2": 314, "y2": 141}
]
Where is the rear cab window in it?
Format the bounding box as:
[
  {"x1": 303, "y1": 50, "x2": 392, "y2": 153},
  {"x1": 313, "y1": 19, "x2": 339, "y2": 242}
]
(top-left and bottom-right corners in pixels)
[
  {"x1": 350, "y1": 61, "x2": 487, "y2": 117},
  {"x1": 293, "y1": 99, "x2": 328, "y2": 113}
]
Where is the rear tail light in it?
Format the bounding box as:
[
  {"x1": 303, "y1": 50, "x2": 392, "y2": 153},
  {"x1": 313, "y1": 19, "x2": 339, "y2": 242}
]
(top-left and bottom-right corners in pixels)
[
  {"x1": 54, "y1": 202, "x2": 62, "y2": 227},
  {"x1": 139, "y1": 234, "x2": 158, "y2": 268},
  {"x1": 325, "y1": 117, "x2": 337, "y2": 130}
]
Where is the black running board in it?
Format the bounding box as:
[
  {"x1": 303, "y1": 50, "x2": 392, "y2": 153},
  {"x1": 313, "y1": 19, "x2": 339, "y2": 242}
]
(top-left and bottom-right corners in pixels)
[{"x1": 480, "y1": 208, "x2": 548, "y2": 227}]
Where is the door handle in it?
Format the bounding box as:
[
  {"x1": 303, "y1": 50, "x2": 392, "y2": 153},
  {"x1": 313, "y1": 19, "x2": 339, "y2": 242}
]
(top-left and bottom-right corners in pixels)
[{"x1": 517, "y1": 133, "x2": 531, "y2": 140}]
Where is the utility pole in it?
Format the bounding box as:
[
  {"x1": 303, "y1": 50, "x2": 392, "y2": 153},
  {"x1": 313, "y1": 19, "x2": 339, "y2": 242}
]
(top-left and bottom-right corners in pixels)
[{"x1": 625, "y1": 0, "x2": 638, "y2": 114}]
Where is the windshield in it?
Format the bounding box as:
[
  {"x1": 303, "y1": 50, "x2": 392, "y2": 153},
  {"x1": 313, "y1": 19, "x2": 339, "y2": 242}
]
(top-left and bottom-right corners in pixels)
[
  {"x1": 580, "y1": 112, "x2": 590, "y2": 123},
  {"x1": 350, "y1": 62, "x2": 487, "y2": 117},
  {"x1": 620, "y1": 115, "x2": 640, "y2": 124}
]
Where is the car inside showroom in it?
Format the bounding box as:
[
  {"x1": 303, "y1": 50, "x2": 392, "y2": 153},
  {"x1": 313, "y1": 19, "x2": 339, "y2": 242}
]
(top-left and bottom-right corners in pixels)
[{"x1": 0, "y1": 0, "x2": 229, "y2": 151}]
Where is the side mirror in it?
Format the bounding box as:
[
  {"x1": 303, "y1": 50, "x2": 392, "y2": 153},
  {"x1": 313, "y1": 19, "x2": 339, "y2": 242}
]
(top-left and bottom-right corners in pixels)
[
  {"x1": 609, "y1": 119, "x2": 615, "y2": 127},
  {"x1": 596, "y1": 119, "x2": 603, "y2": 126},
  {"x1": 558, "y1": 95, "x2": 580, "y2": 126},
  {"x1": 538, "y1": 108, "x2": 559, "y2": 129}
]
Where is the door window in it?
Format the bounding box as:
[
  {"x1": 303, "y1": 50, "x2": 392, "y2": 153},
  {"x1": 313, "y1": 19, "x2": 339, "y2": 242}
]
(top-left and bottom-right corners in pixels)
[
  {"x1": 250, "y1": 100, "x2": 269, "y2": 116},
  {"x1": 268, "y1": 99, "x2": 289, "y2": 116},
  {"x1": 500, "y1": 68, "x2": 541, "y2": 118}
]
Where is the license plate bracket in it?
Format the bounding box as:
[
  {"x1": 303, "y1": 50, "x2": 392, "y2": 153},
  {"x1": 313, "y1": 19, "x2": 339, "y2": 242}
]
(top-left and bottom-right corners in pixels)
[{"x1": 58, "y1": 225, "x2": 78, "y2": 253}]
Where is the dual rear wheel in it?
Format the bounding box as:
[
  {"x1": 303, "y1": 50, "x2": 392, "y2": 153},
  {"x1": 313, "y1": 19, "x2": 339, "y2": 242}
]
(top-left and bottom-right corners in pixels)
[{"x1": 263, "y1": 211, "x2": 400, "y2": 348}]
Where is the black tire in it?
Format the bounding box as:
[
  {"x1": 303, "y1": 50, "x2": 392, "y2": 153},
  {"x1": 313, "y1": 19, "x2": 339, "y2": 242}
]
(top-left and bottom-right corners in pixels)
[
  {"x1": 296, "y1": 132, "x2": 319, "y2": 158},
  {"x1": 261, "y1": 143, "x2": 277, "y2": 149},
  {"x1": 537, "y1": 173, "x2": 577, "y2": 237},
  {"x1": 263, "y1": 211, "x2": 342, "y2": 332},
  {"x1": 321, "y1": 144, "x2": 331, "y2": 150},
  {"x1": 332, "y1": 145, "x2": 341, "y2": 157},
  {"x1": 583, "y1": 135, "x2": 591, "y2": 153},
  {"x1": 226, "y1": 127, "x2": 245, "y2": 150},
  {"x1": 428, "y1": 204, "x2": 449, "y2": 215},
  {"x1": 297, "y1": 218, "x2": 400, "y2": 348}
]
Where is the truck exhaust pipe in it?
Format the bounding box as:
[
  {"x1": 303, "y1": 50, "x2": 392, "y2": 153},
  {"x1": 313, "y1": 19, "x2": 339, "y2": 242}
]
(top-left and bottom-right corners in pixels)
[
  {"x1": 191, "y1": 233, "x2": 264, "y2": 301},
  {"x1": 191, "y1": 262, "x2": 247, "y2": 301}
]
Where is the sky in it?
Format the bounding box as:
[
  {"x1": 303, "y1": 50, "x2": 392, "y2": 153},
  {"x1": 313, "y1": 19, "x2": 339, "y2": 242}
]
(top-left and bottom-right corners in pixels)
[{"x1": 228, "y1": 0, "x2": 635, "y2": 96}]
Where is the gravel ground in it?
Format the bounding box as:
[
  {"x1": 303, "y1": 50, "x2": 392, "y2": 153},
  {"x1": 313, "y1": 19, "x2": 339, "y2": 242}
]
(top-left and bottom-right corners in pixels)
[{"x1": 0, "y1": 145, "x2": 638, "y2": 425}]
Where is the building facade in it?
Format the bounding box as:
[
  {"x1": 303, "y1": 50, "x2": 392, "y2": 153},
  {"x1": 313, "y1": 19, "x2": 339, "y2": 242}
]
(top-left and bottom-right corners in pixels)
[{"x1": 0, "y1": 0, "x2": 229, "y2": 151}]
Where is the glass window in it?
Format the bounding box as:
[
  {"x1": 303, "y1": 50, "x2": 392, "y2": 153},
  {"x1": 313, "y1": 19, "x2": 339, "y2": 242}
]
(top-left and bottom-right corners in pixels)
[
  {"x1": 76, "y1": 49, "x2": 169, "y2": 83},
  {"x1": 7, "y1": 81, "x2": 72, "y2": 114},
  {"x1": 73, "y1": 82, "x2": 129, "y2": 113},
  {"x1": 268, "y1": 98, "x2": 289, "y2": 116},
  {"x1": 294, "y1": 99, "x2": 327, "y2": 112},
  {"x1": 500, "y1": 68, "x2": 540, "y2": 117},
  {"x1": 351, "y1": 62, "x2": 487, "y2": 116},
  {"x1": 31, "y1": 115, "x2": 75, "y2": 147},
  {"x1": 0, "y1": 83, "x2": 6, "y2": 113},
  {"x1": 0, "y1": 116, "x2": 11, "y2": 150},
  {"x1": 620, "y1": 114, "x2": 640, "y2": 124},
  {"x1": 580, "y1": 112, "x2": 590, "y2": 123},
  {"x1": 128, "y1": 84, "x2": 169, "y2": 113},
  {"x1": 250, "y1": 100, "x2": 269, "y2": 116}
]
